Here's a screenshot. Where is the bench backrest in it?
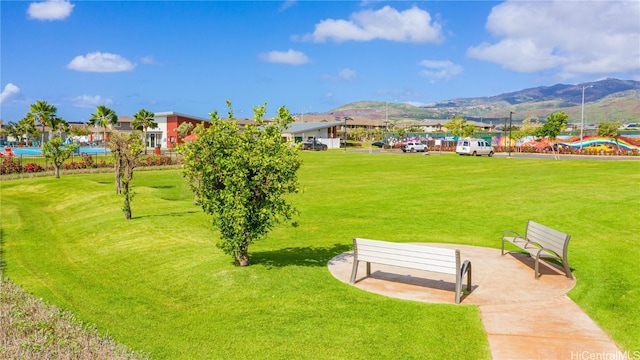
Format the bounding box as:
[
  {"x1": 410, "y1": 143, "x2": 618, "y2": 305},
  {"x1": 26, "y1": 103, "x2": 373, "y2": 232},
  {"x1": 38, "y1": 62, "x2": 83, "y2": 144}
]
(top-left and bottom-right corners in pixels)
[
  {"x1": 353, "y1": 238, "x2": 460, "y2": 275},
  {"x1": 526, "y1": 220, "x2": 571, "y2": 258}
]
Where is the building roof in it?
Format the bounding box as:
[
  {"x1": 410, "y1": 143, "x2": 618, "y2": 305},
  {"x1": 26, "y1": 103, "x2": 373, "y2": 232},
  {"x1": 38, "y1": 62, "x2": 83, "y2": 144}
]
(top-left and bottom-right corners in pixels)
[
  {"x1": 154, "y1": 111, "x2": 209, "y2": 122},
  {"x1": 284, "y1": 121, "x2": 343, "y2": 134}
]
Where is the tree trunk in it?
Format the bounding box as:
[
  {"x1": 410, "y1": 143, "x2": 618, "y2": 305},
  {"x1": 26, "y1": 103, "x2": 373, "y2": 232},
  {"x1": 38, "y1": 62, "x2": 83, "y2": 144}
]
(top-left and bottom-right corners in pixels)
[
  {"x1": 54, "y1": 166, "x2": 60, "y2": 178},
  {"x1": 235, "y1": 245, "x2": 249, "y2": 266},
  {"x1": 123, "y1": 181, "x2": 132, "y2": 220},
  {"x1": 115, "y1": 169, "x2": 121, "y2": 194}
]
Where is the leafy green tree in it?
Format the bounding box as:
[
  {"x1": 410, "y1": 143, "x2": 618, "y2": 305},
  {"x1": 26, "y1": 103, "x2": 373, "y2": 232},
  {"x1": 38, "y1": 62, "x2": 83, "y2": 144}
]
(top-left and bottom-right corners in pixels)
[
  {"x1": 180, "y1": 123, "x2": 205, "y2": 204},
  {"x1": 89, "y1": 105, "x2": 118, "y2": 155},
  {"x1": 132, "y1": 109, "x2": 157, "y2": 154},
  {"x1": 461, "y1": 123, "x2": 475, "y2": 138},
  {"x1": 30, "y1": 100, "x2": 57, "y2": 145},
  {"x1": 109, "y1": 132, "x2": 144, "y2": 219},
  {"x1": 511, "y1": 117, "x2": 541, "y2": 141},
  {"x1": 42, "y1": 137, "x2": 78, "y2": 178},
  {"x1": 597, "y1": 121, "x2": 622, "y2": 151},
  {"x1": 175, "y1": 122, "x2": 194, "y2": 140},
  {"x1": 181, "y1": 101, "x2": 301, "y2": 266},
  {"x1": 444, "y1": 115, "x2": 471, "y2": 139},
  {"x1": 535, "y1": 111, "x2": 569, "y2": 159},
  {"x1": 69, "y1": 124, "x2": 91, "y2": 137}
]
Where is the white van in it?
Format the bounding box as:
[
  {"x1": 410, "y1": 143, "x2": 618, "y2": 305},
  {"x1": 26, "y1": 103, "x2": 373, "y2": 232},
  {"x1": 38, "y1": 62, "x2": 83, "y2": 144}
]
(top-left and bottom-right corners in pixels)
[{"x1": 456, "y1": 138, "x2": 494, "y2": 157}]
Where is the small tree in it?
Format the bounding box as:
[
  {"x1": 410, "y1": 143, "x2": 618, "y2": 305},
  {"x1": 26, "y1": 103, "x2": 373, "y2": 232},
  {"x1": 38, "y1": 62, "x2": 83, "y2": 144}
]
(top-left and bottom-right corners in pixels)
[
  {"x1": 42, "y1": 137, "x2": 78, "y2": 178},
  {"x1": 444, "y1": 115, "x2": 473, "y2": 139},
  {"x1": 179, "y1": 123, "x2": 205, "y2": 204},
  {"x1": 182, "y1": 101, "x2": 301, "y2": 266},
  {"x1": 132, "y1": 109, "x2": 157, "y2": 154},
  {"x1": 69, "y1": 124, "x2": 91, "y2": 137},
  {"x1": 535, "y1": 112, "x2": 568, "y2": 160},
  {"x1": 511, "y1": 117, "x2": 541, "y2": 140},
  {"x1": 597, "y1": 121, "x2": 622, "y2": 151},
  {"x1": 109, "y1": 132, "x2": 144, "y2": 220}
]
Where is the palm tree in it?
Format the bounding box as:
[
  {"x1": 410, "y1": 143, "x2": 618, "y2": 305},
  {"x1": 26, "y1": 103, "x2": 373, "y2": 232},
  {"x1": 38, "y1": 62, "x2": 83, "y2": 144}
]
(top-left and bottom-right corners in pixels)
[
  {"x1": 46, "y1": 115, "x2": 69, "y2": 138},
  {"x1": 29, "y1": 100, "x2": 57, "y2": 146},
  {"x1": 132, "y1": 109, "x2": 157, "y2": 154},
  {"x1": 17, "y1": 114, "x2": 38, "y2": 145},
  {"x1": 89, "y1": 105, "x2": 118, "y2": 155}
]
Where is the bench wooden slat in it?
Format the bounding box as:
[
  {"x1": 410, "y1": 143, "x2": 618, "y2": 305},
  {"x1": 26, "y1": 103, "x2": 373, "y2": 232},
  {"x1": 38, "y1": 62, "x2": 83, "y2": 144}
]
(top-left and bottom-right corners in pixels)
[
  {"x1": 355, "y1": 238, "x2": 457, "y2": 256},
  {"x1": 350, "y1": 238, "x2": 471, "y2": 304}
]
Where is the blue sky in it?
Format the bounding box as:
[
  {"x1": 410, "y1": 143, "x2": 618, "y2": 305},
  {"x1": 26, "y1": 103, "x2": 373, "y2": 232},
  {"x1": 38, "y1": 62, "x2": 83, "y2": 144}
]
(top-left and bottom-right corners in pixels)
[{"x1": 1, "y1": 0, "x2": 639, "y2": 122}]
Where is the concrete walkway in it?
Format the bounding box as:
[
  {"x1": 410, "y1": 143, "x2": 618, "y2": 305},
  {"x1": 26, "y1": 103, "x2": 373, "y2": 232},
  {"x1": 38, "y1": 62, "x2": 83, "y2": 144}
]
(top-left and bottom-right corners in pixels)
[{"x1": 328, "y1": 243, "x2": 624, "y2": 360}]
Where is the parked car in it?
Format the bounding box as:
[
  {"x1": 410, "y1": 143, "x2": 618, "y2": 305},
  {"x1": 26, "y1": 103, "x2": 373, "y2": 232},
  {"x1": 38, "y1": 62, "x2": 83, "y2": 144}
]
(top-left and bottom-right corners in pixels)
[
  {"x1": 456, "y1": 138, "x2": 494, "y2": 156},
  {"x1": 302, "y1": 140, "x2": 328, "y2": 151},
  {"x1": 371, "y1": 141, "x2": 386, "y2": 148},
  {"x1": 401, "y1": 141, "x2": 427, "y2": 153}
]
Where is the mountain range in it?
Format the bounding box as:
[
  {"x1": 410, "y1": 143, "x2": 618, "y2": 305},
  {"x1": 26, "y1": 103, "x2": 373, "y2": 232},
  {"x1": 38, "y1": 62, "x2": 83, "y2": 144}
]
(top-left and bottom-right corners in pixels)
[{"x1": 327, "y1": 78, "x2": 639, "y2": 124}]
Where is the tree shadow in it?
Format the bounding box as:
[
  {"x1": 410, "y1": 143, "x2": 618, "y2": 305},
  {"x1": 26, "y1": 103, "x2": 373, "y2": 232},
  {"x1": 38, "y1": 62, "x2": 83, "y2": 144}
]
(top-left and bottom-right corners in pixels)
[
  {"x1": 251, "y1": 243, "x2": 353, "y2": 268},
  {"x1": 133, "y1": 210, "x2": 200, "y2": 219}
]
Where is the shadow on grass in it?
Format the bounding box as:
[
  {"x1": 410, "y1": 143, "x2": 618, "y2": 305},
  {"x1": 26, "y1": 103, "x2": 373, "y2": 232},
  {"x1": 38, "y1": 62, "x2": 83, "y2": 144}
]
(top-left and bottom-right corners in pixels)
[
  {"x1": 251, "y1": 243, "x2": 352, "y2": 268},
  {"x1": 133, "y1": 210, "x2": 200, "y2": 219}
]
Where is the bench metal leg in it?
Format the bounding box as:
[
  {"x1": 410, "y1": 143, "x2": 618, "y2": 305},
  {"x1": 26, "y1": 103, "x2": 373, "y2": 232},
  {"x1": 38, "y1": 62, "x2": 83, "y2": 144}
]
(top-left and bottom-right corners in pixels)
[
  {"x1": 562, "y1": 260, "x2": 573, "y2": 279},
  {"x1": 456, "y1": 260, "x2": 472, "y2": 304},
  {"x1": 350, "y1": 259, "x2": 359, "y2": 284}
]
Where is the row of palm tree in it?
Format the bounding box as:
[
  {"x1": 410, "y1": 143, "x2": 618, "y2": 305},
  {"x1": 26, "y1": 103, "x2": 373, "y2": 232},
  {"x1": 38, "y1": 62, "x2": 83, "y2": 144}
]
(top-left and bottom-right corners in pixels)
[{"x1": 1, "y1": 101, "x2": 158, "y2": 155}]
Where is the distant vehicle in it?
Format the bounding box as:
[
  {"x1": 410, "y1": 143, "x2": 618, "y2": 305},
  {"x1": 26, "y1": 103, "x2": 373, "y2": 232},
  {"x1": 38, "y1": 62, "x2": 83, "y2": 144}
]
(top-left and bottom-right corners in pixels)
[
  {"x1": 302, "y1": 140, "x2": 328, "y2": 151},
  {"x1": 401, "y1": 141, "x2": 427, "y2": 153},
  {"x1": 456, "y1": 138, "x2": 494, "y2": 156},
  {"x1": 372, "y1": 141, "x2": 386, "y2": 147}
]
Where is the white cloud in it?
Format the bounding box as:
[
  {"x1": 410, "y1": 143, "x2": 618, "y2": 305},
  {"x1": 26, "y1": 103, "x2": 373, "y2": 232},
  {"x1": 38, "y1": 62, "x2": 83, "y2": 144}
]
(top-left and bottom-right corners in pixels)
[
  {"x1": 67, "y1": 52, "x2": 136, "y2": 73},
  {"x1": 297, "y1": 6, "x2": 442, "y2": 43},
  {"x1": 279, "y1": 0, "x2": 297, "y2": 12},
  {"x1": 322, "y1": 68, "x2": 357, "y2": 82},
  {"x1": 419, "y1": 60, "x2": 463, "y2": 82},
  {"x1": 467, "y1": 0, "x2": 640, "y2": 77},
  {"x1": 71, "y1": 95, "x2": 113, "y2": 108},
  {"x1": 0, "y1": 83, "x2": 20, "y2": 104},
  {"x1": 140, "y1": 55, "x2": 159, "y2": 65},
  {"x1": 259, "y1": 49, "x2": 309, "y2": 65},
  {"x1": 27, "y1": 0, "x2": 74, "y2": 21}
]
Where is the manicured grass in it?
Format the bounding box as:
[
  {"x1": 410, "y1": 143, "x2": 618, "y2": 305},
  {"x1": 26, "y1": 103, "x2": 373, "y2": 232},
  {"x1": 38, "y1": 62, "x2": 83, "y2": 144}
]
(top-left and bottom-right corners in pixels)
[{"x1": 1, "y1": 152, "x2": 638, "y2": 358}]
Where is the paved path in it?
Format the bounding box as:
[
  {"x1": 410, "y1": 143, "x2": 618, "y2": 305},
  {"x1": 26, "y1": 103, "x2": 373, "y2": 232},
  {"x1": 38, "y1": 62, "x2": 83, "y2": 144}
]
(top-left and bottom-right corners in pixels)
[{"x1": 328, "y1": 243, "x2": 624, "y2": 360}]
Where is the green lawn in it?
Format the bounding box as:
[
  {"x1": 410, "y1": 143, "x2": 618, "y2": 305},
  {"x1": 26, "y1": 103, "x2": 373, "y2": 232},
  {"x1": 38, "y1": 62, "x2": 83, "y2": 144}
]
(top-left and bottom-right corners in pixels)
[{"x1": 1, "y1": 152, "x2": 638, "y2": 359}]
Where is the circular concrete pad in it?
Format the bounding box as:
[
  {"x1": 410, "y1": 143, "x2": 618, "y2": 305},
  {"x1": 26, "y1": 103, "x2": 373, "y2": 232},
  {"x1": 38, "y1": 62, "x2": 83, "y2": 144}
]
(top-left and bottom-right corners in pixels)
[{"x1": 328, "y1": 243, "x2": 575, "y2": 305}]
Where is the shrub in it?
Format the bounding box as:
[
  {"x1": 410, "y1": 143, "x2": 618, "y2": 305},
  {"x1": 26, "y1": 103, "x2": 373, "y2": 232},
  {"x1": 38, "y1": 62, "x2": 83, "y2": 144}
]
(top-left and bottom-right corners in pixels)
[
  {"x1": 141, "y1": 156, "x2": 174, "y2": 167},
  {"x1": 23, "y1": 163, "x2": 44, "y2": 173},
  {"x1": 1, "y1": 158, "x2": 23, "y2": 175}
]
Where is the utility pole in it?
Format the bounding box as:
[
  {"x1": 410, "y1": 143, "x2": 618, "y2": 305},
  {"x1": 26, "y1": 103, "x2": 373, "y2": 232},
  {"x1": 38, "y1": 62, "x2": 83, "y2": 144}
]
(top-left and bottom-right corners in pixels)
[{"x1": 509, "y1": 111, "x2": 514, "y2": 157}]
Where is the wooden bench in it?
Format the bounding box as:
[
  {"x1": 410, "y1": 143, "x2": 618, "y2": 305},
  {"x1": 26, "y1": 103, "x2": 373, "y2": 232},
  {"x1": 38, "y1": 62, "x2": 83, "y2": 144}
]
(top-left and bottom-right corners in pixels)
[
  {"x1": 502, "y1": 220, "x2": 572, "y2": 279},
  {"x1": 350, "y1": 238, "x2": 472, "y2": 304}
]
